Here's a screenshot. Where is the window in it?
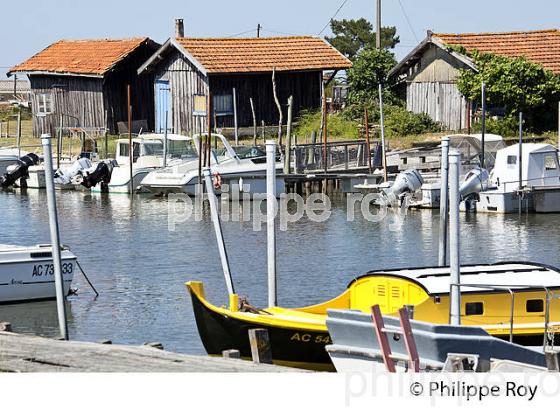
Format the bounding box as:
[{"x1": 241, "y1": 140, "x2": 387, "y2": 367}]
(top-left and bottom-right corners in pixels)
[
  {"x1": 465, "y1": 302, "x2": 483, "y2": 316},
  {"x1": 119, "y1": 143, "x2": 129, "y2": 157},
  {"x1": 213, "y1": 94, "x2": 233, "y2": 116},
  {"x1": 193, "y1": 94, "x2": 206, "y2": 116},
  {"x1": 507, "y1": 155, "x2": 517, "y2": 165},
  {"x1": 545, "y1": 154, "x2": 558, "y2": 171},
  {"x1": 36, "y1": 92, "x2": 54, "y2": 115},
  {"x1": 526, "y1": 299, "x2": 544, "y2": 313}
]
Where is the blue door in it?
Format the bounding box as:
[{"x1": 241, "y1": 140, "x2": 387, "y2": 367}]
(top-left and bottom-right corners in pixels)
[{"x1": 155, "y1": 80, "x2": 171, "y2": 133}]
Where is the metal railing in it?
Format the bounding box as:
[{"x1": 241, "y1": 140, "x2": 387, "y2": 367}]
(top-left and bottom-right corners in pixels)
[
  {"x1": 450, "y1": 282, "x2": 559, "y2": 350},
  {"x1": 498, "y1": 175, "x2": 560, "y2": 193},
  {"x1": 293, "y1": 139, "x2": 377, "y2": 174}
]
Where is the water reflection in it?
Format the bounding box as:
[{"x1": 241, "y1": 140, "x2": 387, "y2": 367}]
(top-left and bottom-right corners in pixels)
[{"x1": 0, "y1": 189, "x2": 559, "y2": 354}]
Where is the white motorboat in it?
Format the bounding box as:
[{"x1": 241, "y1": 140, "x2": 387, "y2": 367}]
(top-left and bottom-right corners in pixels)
[
  {"x1": 469, "y1": 143, "x2": 560, "y2": 213},
  {"x1": 90, "y1": 133, "x2": 195, "y2": 194},
  {"x1": 140, "y1": 133, "x2": 285, "y2": 196},
  {"x1": 0, "y1": 244, "x2": 76, "y2": 303}
]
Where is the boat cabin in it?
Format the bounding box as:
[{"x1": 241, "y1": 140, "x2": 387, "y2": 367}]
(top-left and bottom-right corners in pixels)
[
  {"x1": 490, "y1": 143, "x2": 560, "y2": 192},
  {"x1": 115, "y1": 135, "x2": 196, "y2": 166}
]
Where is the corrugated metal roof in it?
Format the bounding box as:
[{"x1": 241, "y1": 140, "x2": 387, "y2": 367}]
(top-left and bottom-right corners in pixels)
[
  {"x1": 9, "y1": 38, "x2": 150, "y2": 76},
  {"x1": 174, "y1": 36, "x2": 352, "y2": 74},
  {"x1": 434, "y1": 29, "x2": 560, "y2": 74}
]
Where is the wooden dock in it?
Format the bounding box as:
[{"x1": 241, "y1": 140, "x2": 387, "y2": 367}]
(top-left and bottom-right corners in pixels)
[{"x1": 0, "y1": 331, "x2": 305, "y2": 372}]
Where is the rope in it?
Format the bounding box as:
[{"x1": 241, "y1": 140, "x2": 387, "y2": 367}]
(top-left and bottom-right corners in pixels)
[{"x1": 76, "y1": 260, "x2": 99, "y2": 297}]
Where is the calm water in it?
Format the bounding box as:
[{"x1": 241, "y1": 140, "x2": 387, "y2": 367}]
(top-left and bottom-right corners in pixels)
[{"x1": 0, "y1": 189, "x2": 559, "y2": 354}]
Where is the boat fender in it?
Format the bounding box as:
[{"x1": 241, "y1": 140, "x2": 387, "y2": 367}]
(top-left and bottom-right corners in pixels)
[{"x1": 213, "y1": 172, "x2": 222, "y2": 189}]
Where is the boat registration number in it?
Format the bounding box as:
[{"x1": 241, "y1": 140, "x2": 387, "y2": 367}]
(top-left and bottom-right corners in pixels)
[
  {"x1": 290, "y1": 333, "x2": 331, "y2": 344},
  {"x1": 32, "y1": 263, "x2": 74, "y2": 277}
]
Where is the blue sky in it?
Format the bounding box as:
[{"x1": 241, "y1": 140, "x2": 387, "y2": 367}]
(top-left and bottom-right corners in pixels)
[{"x1": 1, "y1": 0, "x2": 559, "y2": 77}]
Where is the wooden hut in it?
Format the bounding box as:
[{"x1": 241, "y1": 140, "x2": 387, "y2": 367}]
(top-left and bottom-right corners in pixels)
[
  {"x1": 389, "y1": 29, "x2": 560, "y2": 131},
  {"x1": 8, "y1": 38, "x2": 160, "y2": 135},
  {"x1": 137, "y1": 36, "x2": 352, "y2": 135}
]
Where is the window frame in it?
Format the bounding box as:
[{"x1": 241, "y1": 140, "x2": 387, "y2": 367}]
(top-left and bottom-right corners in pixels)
[
  {"x1": 465, "y1": 302, "x2": 484, "y2": 316},
  {"x1": 192, "y1": 94, "x2": 207, "y2": 116},
  {"x1": 36, "y1": 92, "x2": 54, "y2": 116}
]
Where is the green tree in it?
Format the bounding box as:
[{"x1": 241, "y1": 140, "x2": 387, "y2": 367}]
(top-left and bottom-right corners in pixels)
[
  {"x1": 346, "y1": 47, "x2": 397, "y2": 105},
  {"x1": 325, "y1": 18, "x2": 399, "y2": 60},
  {"x1": 456, "y1": 51, "x2": 560, "y2": 132}
]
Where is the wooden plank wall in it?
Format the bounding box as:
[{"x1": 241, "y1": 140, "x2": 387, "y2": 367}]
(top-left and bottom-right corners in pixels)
[
  {"x1": 406, "y1": 82, "x2": 468, "y2": 131},
  {"x1": 155, "y1": 50, "x2": 208, "y2": 136},
  {"x1": 209, "y1": 71, "x2": 321, "y2": 129},
  {"x1": 29, "y1": 75, "x2": 105, "y2": 137},
  {"x1": 154, "y1": 51, "x2": 322, "y2": 135},
  {"x1": 103, "y1": 41, "x2": 159, "y2": 134}
]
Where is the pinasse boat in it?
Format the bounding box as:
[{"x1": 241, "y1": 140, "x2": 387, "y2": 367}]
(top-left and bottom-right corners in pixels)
[{"x1": 187, "y1": 262, "x2": 560, "y2": 371}]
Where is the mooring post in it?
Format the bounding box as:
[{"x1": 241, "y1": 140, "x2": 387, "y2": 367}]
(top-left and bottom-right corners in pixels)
[
  {"x1": 518, "y1": 112, "x2": 523, "y2": 215},
  {"x1": 266, "y1": 140, "x2": 277, "y2": 307},
  {"x1": 557, "y1": 101, "x2": 560, "y2": 153},
  {"x1": 481, "y1": 82, "x2": 486, "y2": 169},
  {"x1": 284, "y1": 95, "x2": 293, "y2": 175},
  {"x1": 448, "y1": 150, "x2": 461, "y2": 326},
  {"x1": 127, "y1": 84, "x2": 133, "y2": 195},
  {"x1": 438, "y1": 137, "x2": 450, "y2": 266},
  {"x1": 41, "y1": 134, "x2": 69, "y2": 340},
  {"x1": 248, "y1": 328, "x2": 272, "y2": 364},
  {"x1": 233, "y1": 87, "x2": 238, "y2": 146},
  {"x1": 378, "y1": 83, "x2": 387, "y2": 182},
  {"x1": 203, "y1": 167, "x2": 234, "y2": 296},
  {"x1": 16, "y1": 109, "x2": 22, "y2": 159},
  {"x1": 163, "y1": 110, "x2": 168, "y2": 168}
]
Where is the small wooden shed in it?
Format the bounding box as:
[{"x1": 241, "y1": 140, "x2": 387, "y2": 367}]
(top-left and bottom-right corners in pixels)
[
  {"x1": 389, "y1": 29, "x2": 560, "y2": 131},
  {"x1": 137, "y1": 36, "x2": 352, "y2": 135},
  {"x1": 8, "y1": 38, "x2": 160, "y2": 135}
]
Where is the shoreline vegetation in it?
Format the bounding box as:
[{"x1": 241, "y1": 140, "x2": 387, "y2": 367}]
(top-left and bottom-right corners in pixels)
[{"x1": 0, "y1": 118, "x2": 557, "y2": 159}]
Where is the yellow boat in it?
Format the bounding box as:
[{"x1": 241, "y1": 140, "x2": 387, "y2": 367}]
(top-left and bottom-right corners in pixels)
[{"x1": 187, "y1": 261, "x2": 560, "y2": 371}]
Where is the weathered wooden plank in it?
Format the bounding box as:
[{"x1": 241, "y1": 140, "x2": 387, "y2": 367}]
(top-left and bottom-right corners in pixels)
[{"x1": 0, "y1": 331, "x2": 304, "y2": 373}]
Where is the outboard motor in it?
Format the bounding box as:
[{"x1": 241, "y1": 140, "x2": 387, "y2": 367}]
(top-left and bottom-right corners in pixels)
[
  {"x1": 459, "y1": 167, "x2": 490, "y2": 212},
  {"x1": 80, "y1": 160, "x2": 117, "y2": 190},
  {"x1": 0, "y1": 153, "x2": 40, "y2": 188},
  {"x1": 386, "y1": 169, "x2": 424, "y2": 196},
  {"x1": 54, "y1": 157, "x2": 93, "y2": 185},
  {"x1": 459, "y1": 167, "x2": 490, "y2": 197}
]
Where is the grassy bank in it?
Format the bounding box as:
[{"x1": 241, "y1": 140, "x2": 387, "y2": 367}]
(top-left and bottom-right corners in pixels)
[{"x1": 2, "y1": 119, "x2": 557, "y2": 159}]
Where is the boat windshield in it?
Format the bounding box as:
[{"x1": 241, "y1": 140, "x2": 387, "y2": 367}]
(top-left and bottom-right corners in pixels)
[
  {"x1": 140, "y1": 139, "x2": 198, "y2": 160},
  {"x1": 168, "y1": 139, "x2": 198, "y2": 160}
]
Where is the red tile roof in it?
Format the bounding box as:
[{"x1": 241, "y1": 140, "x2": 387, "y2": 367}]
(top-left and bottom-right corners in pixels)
[
  {"x1": 434, "y1": 29, "x2": 560, "y2": 74},
  {"x1": 9, "y1": 38, "x2": 150, "y2": 76},
  {"x1": 175, "y1": 36, "x2": 352, "y2": 74}
]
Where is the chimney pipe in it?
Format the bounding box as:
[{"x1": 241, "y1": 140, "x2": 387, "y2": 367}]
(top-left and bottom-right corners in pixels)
[{"x1": 175, "y1": 19, "x2": 184, "y2": 38}]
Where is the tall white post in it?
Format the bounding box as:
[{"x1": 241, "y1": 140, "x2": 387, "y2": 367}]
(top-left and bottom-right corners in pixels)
[
  {"x1": 203, "y1": 167, "x2": 234, "y2": 295},
  {"x1": 41, "y1": 134, "x2": 69, "y2": 340},
  {"x1": 265, "y1": 140, "x2": 277, "y2": 307},
  {"x1": 378, "y1": 83, "x2": 387, "y2": 182},
  {"x1": 448, "y1": 150, "x2": 461, "y2": 326},
  {"x1": 438, "y1": 137, "x2": 450, "y2": 266},
  {"x1": 557, "y1": 101, "x2": 560, "y2": 153},
  {"x1": 481, "y1": 82, "x2": 486, "y2": 169}
]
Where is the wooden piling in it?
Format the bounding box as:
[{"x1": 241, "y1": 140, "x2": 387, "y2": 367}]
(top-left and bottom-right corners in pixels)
[
  {"x1": 250, "y1": 97, "x2": 257, "y2": 146},
  {"x1": 222, "y1": 349, "x2": 241, "y2": 359},
  {"x1": 248, "y1": 328, "x2": 273, "y2": 364}
]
